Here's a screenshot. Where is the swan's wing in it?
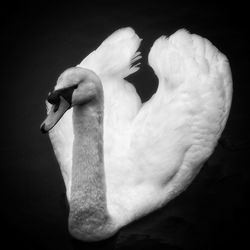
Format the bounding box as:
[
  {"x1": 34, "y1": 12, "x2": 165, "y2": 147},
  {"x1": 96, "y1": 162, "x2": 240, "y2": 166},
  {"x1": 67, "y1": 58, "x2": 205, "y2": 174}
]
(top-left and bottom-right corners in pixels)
[
  {"x1": 77, "y1": 26, "x2": 142, "y2": 127},
  {"x1": 77, "y1": 27, "x2": 142, "y2": 133},
  {"x1": 129, "y1": 30, "x2": 232, "y2": 203},
  {"x1": 77, "y1": 27, "x2": 142, "y2": 78}
]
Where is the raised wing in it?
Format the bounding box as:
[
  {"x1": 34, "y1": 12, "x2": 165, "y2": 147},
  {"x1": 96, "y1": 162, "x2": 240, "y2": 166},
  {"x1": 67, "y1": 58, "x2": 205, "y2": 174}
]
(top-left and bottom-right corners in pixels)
[
  {"x1": 77, "y1": 27, "x2": 141, "y2": 78},
  {"x1": 129, "y1": 29, "x2": 232, "y2": 199}
]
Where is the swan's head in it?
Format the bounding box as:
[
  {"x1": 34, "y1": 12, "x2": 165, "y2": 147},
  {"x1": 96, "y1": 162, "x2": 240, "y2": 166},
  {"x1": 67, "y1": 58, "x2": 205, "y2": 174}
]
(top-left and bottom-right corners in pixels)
[{"x1": 40, "y1": 67, "x2": 102, "y2": 133}]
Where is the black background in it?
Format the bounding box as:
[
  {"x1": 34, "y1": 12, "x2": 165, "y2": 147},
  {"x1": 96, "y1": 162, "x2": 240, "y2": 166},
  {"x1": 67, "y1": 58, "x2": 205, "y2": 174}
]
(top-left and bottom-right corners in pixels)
[{"x1": 2, "y1": 1, "x2": 250, "y2": 249}]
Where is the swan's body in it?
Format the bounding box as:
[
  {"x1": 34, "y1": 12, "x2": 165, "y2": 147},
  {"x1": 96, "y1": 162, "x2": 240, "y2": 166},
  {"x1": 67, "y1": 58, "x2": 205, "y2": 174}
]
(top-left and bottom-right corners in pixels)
[{"x1": 41, "y1": 27, "x2": 232, "y2": 241}]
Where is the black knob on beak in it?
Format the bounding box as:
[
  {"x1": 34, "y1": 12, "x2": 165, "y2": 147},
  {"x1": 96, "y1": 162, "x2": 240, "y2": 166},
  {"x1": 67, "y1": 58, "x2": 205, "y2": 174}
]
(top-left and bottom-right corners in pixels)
[{"x1": 47, "y1": 90, "x2": 60, "y2": 105}]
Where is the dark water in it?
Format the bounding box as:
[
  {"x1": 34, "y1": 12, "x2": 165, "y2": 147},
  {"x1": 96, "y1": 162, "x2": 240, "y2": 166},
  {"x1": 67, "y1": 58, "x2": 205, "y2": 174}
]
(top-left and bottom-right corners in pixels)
[{"x1": 2, "y1": 1, "x2": 250, "y2": 249}]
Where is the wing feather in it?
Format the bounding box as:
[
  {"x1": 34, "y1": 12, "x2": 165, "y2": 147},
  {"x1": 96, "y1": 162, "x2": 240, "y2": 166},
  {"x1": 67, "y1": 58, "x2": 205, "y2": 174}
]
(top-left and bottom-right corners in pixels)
[
  {"x1": 77, "y1": 27, "x2": 142, "y2": 78},
  {"x1": 129, "y1": 29, "x2": 232, "y2": 196}
]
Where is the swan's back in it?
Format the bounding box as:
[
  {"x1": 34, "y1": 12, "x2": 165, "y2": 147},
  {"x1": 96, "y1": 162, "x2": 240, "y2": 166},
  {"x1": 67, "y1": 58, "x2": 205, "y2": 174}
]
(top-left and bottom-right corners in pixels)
[{"x1": 48, "y1": 27, "x2": 232, "y2": 227}]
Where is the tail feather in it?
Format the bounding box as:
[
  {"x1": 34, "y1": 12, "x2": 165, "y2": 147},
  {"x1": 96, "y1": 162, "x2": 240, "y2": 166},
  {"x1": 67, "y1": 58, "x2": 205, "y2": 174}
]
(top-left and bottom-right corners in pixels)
[{"x1": 77, "y1": 27, "x2": 142, "y2": 78}]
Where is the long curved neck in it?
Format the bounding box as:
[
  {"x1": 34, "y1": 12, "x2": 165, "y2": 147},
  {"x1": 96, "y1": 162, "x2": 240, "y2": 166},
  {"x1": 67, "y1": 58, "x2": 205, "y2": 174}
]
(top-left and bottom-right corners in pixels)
[{"x1": 68, "y1": 85, "x2": 114, "y2": 241}]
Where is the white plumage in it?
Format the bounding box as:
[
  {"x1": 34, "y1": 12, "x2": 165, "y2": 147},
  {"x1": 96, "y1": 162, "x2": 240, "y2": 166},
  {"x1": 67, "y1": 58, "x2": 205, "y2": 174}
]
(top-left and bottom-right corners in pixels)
[{"x1": 44, "y1": 27, "x2": 232, "y2": 240}]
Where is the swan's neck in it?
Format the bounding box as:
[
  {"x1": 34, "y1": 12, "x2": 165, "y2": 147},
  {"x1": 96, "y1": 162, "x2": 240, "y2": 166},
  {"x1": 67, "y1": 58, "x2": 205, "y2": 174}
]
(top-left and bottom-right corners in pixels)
[{"x1": 68, "y1": 100, "x2": 114, "y2": 241}]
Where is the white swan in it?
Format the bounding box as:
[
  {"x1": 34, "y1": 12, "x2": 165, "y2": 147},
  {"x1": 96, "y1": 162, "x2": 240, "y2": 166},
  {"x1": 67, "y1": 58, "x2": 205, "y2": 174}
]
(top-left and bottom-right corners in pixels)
[{"x1": 40, "y1": 27, "x2": 232, "y2": 241}]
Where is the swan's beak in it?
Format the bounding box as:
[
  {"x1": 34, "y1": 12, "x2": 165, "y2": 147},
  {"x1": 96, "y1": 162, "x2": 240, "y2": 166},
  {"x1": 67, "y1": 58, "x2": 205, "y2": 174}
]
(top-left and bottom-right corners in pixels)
[
  {"x1": 40, "y1": 96, "x2": 71, "y2": 133},
  {"x1": 40, "y1": 84, "x2": 77, "y2": 133}
]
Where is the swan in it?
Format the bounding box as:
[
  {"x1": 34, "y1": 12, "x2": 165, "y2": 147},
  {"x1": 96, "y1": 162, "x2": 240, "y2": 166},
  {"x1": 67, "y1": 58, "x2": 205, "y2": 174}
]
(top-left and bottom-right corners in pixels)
[{"x1": 40, "y1": 27, "x2": 232, "y2": 241}]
